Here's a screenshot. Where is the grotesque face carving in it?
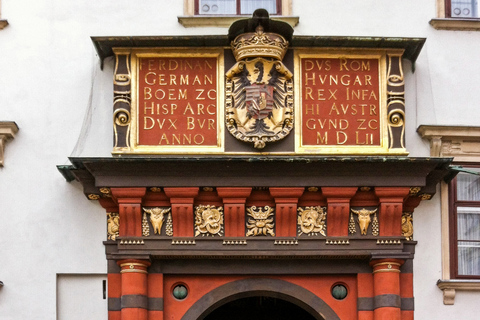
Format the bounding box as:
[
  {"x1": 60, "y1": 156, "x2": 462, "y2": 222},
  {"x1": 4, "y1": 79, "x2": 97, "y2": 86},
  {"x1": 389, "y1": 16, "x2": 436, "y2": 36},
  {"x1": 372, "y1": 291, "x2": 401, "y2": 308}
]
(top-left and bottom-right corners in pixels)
[{"x1": 195, "y1": 205, "x2": 224, "y2": 237}]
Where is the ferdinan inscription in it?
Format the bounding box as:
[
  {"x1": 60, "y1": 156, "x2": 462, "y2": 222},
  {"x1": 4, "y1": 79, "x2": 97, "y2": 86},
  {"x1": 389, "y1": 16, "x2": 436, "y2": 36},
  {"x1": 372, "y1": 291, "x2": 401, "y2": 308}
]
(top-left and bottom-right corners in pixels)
[
  {"x1": 301, "y1": 57, "x2": 381, "y2": 146},
  {"x1": 138, "y1": 57, "x2": 218, "y2": 146}
]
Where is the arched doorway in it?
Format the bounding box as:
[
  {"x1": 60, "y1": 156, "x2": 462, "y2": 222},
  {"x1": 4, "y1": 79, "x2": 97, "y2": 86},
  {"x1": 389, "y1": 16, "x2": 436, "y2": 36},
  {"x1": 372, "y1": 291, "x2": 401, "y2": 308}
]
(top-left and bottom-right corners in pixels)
[
  {"x1": 203, "y1": 296, "x2": 318, "y2": 320},
  {"x1": 181, "y1": 278, "x2": 340, "y2": 320}
]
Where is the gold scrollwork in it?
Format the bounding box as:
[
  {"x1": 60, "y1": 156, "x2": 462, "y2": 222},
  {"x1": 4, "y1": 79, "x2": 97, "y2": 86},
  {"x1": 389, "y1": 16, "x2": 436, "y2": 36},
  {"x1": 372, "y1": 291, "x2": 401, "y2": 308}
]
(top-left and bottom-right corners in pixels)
[
  {"x1": 246, "y1": 206, "x2": 275, "y2": 237},
  {"x1": 194, "y1": 205, "x2": 224, "y2": 237},
  {"x1": 387, "y1": 109, "x2": 405, "y2": 149},
  {"x1": 297, "y1": 206, "x2": 327, "y2": 236},
  {"x1": 143, "y1": 207, "x2": 171, "y2": 235},
  {"x1": 402, "y1": 212, "x2": 413, "y2": 240},
  {"x1": 107, "y1": 213, "x2": 120, "y2": 241},
  {"x1": 351, "y1": 208, "x2": 378, "y2": 235}
]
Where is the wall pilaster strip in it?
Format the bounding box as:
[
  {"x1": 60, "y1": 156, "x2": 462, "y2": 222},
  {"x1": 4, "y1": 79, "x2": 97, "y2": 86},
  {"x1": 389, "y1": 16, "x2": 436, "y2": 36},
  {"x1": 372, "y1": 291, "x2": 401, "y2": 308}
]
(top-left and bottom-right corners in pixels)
[
  {"x1": 322, "y1": 187, "x2": 358, "y2": 237},
  {"x1": 217, "y1": 188, "x2": 252, "y2": 237},
  {"x1": 270, "y1": 187, "x2": 304, "y2": 237}
]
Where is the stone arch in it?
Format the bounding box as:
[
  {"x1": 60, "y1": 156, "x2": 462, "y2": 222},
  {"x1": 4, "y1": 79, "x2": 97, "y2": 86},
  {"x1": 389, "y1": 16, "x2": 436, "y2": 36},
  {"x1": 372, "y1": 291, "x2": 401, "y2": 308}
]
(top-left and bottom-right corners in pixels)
[{"x1": 181, "y1": 278, "x2": 341, "y2": 320}]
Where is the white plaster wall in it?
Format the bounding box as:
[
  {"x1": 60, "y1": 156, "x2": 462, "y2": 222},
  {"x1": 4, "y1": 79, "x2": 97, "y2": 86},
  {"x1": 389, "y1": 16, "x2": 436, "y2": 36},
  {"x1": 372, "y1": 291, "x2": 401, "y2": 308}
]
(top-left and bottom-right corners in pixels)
[{"x1": 0, "y1": 0, "x2": 478, "y2": 319}]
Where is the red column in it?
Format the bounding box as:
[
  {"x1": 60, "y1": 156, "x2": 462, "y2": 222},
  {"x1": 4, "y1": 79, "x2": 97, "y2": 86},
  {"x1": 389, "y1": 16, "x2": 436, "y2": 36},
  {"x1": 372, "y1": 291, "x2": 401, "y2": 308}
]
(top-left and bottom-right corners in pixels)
[
  {"x1": 375, "y1": 188, "x2": 410, "y2": 236},
  {"x1": 269, "y1": 188, "x2": 304, "y2": 237},
  {"x1": 111, "y1": 188, "x2": 146, "y2": 237},
  {"x1": 118, "y1": 259, "x2": 151, "y2": 320},
  {"x1": 322, "y1": 187, "x2": 357, "y2": 237},
  {"x1": 370, "y1": 259, "x2": 404, "y2": 320},
  {"x1": 148, "y1": 273, "x2": 164, "y2": 320},
  {"x1": 217, "y1": 187, "x2": 252, "y2": 237},
  {"x1": 164, "y1": 188, "x2": 199, "y2": 237}
]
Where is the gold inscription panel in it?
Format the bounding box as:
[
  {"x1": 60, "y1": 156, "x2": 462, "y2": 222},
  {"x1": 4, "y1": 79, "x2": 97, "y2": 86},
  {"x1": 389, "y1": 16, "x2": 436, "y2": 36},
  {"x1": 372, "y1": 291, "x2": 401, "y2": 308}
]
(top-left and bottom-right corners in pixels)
[
  {"x1": 295, "y1": 50, "x2": 398, "y2": 154},
  {"x1": 115, "y1": 48, "x2": 224, "y2": 154}
]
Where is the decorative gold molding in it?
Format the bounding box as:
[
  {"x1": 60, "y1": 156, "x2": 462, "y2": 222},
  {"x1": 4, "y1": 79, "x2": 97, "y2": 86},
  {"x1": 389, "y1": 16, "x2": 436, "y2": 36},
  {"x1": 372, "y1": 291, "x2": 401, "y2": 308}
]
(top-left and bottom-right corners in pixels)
[
  {"x1": 0, "y1": 121, "x2": 18, "y2": 167},
  {"x1": 326, "y1": 239, "x2": 349, "y2": 245},
  {"x1": 430, "y1": 18, "x2": 480, "y2": 31},
  {"x1": 223, "y1": 240, "x2": 247, "y2": 245},
  {"x1": 119, "y1": 239, "x2": 145, "y2": 245},
  {"x1": 437, "y1": 280, "x2": 480, "y2": 305}
]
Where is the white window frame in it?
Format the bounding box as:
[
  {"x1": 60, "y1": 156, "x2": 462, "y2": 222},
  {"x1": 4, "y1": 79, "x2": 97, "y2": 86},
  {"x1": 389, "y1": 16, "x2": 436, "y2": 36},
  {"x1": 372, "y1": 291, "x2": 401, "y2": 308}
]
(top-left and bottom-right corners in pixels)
[
  {"x1": 179, "y1": 0, "x2": 298, "y2": 28},
  {"x1": 431, "y1": 0, "x2": 480, "y2": 30},
  {"x1": 418, "y1": 125, "x2": 480, "y2": 305}
]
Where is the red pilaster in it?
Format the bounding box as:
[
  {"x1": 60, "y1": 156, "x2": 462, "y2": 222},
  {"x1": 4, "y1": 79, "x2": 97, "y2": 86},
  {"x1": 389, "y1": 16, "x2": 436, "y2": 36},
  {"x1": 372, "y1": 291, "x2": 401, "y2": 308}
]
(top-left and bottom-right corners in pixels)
[
  {"x1": 400, "y1": 272, "x2": 414, "y2": 320},
  {"x1": 164, "y1": 188, "x2": 199, "y2": 237},
  {"x1": 148, "y1": 273, "x2": 164, "y2": 320},
  {"x1": 111, "y1": 188, "x2": 146, "y2": 237},
  {"x1": 217, "y1": 188, "x2": 252, "y2": 237},
  {"x1": 322, "y1": 187, "x2": 357, "y2": 237},
  {"x1": 375, "y1": 188, "x2": 410, "y2": 236},
  {"x1": 357, "y1": 273, "x2": 374, "y2": 320},
  {"x1": 117, "y1": 259, "x2": 151, "y2": 320},
  {"x1": 108, "y1": 272, "x2": 122, "y2": 320},
  {"x1": 370, "y1": 259, "x2": 404, "y2": 320},
  {"x1": 269, "y1": 188, "x2": 304, "y2": 237}
]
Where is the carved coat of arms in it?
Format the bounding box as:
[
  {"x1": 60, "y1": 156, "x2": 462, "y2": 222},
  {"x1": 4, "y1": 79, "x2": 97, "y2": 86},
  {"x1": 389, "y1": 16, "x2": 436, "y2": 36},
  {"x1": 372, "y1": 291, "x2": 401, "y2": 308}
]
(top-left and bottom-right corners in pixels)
[{"x1": 226, "y1": 23, "x2": 294, "y2": 149}]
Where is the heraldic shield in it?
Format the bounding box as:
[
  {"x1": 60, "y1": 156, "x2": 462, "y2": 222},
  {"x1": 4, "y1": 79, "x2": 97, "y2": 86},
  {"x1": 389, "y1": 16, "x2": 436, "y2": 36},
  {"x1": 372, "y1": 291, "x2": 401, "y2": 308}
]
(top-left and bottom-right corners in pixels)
[{"x1": 226, "y1": 22, "x2": 294, "y2": 149}]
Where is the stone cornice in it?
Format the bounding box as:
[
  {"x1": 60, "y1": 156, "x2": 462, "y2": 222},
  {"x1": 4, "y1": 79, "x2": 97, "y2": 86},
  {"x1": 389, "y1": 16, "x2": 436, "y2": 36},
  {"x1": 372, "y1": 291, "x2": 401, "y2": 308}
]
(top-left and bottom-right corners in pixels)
[{"x1": 430, "y1": 18, "x2": 480, "y2": 31}]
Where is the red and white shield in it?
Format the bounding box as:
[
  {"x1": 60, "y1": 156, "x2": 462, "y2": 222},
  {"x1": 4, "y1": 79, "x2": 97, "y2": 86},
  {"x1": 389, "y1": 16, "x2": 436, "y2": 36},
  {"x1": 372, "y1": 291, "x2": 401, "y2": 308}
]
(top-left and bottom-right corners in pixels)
[{"x1": 245, "y1": 84, "x2": 274, "y2": 120}]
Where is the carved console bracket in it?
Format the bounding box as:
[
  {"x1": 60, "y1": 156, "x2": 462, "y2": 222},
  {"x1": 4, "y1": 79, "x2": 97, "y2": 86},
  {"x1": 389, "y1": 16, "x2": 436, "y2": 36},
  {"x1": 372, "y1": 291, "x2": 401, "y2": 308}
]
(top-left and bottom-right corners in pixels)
[
  {"x1": 417, "y1": 125, "x2": 480, "y2": 160},
  {"x1": 437, "y1": 279, "x2": 480, "y2": 305},
  {"x1": 0, "y1": 121, "x2": 19, "y2": 167}
]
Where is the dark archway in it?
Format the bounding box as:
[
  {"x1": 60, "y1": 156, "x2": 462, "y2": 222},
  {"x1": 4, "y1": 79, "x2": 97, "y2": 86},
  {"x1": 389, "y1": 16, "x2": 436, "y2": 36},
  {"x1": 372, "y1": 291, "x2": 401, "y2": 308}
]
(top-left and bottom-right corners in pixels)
[
  {"x1": 204, "y1": 296, "x2": 318, "y2": 320},
  {"x1": 181, "y1": 278, "x2": 341, "y2": 320}
]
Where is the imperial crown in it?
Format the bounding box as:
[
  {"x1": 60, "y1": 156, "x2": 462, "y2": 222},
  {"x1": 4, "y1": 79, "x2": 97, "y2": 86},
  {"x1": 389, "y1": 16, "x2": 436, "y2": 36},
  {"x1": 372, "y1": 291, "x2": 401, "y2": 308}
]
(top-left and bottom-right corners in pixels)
[{"x1": 231, "y1": 26, "x2": 289, "y2": 61}]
